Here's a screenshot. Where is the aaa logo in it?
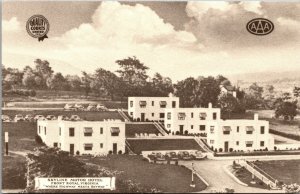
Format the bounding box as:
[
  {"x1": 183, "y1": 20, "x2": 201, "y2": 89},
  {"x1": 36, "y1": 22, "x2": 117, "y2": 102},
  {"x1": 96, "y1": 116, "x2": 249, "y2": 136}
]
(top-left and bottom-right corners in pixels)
[{"x1": 246, "y1": 18, "x2": 274, "y2": 36}]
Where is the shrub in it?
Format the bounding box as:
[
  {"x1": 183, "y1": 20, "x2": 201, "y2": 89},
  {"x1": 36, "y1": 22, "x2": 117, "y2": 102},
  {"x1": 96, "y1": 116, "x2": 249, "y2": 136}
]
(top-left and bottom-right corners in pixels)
[
  {"x1": 137, "y1": 118, "x2": 141, "y2": 122},
  {"x1": 35, "y1": 135, "x2": 44, "y2": 145},
  {"x1": 229, "y1": 148, "x2": 233, "y2": 152},
  {"x1": 175, "y1": 131, "x2": 180, "y2": 135},
  {"x1": 214, "y1": 148, "x2": 218, "y2": 153},
  {"x1": 118, "y1": 150, "x2": 123, "y2": 154},
  {"x1": 108, "y1": 150, "x2": 113, "y2": 154},
  {"x1": 184, "y1": 130, "x2": 188, "y2": 135},
  {"x1": 219, "y1": 148, "x2": 223, "y2": 152},
  {"x1": 76, "y1": 151, "x2": 80, "y2": 155}
]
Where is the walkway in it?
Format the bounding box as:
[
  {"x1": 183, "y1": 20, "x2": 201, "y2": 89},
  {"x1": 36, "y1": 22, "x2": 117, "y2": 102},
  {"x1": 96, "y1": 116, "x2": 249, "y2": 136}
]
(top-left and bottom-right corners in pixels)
[{"x1": 181, "y1": 160, "x2": 282, "y2": 193}]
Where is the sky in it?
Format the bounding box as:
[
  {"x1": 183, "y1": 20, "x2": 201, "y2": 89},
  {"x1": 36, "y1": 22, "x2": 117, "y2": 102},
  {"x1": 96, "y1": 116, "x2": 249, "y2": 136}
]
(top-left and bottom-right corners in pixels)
[{"x1": 2, "y1": 1, "x2": 300, "y2": 82}]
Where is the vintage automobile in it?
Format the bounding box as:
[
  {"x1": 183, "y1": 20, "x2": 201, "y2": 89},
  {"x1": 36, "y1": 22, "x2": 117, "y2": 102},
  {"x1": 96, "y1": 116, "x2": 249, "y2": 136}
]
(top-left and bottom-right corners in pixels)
[
  {"x1": 96, "y1": 104, "x2": 108, "y2": 111},
  {"x1": 165, "y1": 151, "x2": 179, "y2": 161},
  {"x1": 46, "y1": 115, "x2": 57, "y2": 120},
  {"x1": 64, "y1": 104, "x2": 77, "y2": 111},
  {"x1": 24, "y1": 114, "x2": 34, "y2": 122},
  {"x1": 70, "y1": 115, "x2": 81, "y2": 121},
  {"x1": 86, "y1": 103, "x2": 97, "y2": 111},
  {"x1": 155, "y1": 152, "x2": 166, "y2": 161},
  {"x1": 34, "y1": 115, "x2": 46, "y2": 121},
  {"x1": 57, "y1": 115, "x2": 70, "y2": 120},
  {"x1": 2, "y1": 115, "x2": 11, "y2": 122},
  {"x1": 74, "y1": 104, "x2": 85, "y2": 111},
  {"x1": 14, "y1": 114, "x2": 25, "y2": 122},
  {"x1": 189, "y1": 150, "x2": 207, "y2": 160}
]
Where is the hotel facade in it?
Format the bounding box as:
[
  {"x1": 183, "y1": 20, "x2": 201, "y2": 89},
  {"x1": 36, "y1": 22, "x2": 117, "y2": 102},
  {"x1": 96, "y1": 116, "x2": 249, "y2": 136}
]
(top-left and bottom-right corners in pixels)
[
  {"x1": 38, "y1": 118, "x2": 126, "y2": 155},
  {"x1": 128, "y1": 93, "x2": 179, "y2": 121}
]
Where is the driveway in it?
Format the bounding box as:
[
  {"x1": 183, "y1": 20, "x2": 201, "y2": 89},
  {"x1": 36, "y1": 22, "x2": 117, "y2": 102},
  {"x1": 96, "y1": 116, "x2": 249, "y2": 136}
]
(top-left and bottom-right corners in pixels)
[{"x1": 181, "y1": 160, "x2": 281, "y2": 193}]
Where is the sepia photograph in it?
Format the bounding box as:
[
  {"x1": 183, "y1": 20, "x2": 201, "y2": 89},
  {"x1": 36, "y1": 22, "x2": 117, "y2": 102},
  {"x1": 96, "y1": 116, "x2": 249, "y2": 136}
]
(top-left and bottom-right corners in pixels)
[{"x1": 2, "y1": 1, "x2": 300, "y2": 193}]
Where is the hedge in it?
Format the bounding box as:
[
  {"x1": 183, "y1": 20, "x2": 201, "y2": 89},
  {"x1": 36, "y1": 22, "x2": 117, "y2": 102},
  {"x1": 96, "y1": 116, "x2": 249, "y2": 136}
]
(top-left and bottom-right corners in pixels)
[{"x1": 269, "y1": 129, "x2": 300, "y2": 141}]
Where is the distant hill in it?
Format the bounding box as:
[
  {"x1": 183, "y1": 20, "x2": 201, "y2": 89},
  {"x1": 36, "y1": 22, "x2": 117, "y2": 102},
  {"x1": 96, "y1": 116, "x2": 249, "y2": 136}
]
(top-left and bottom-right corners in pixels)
[{"x1": 226, "y1": 71, "x2": 300, "y2": 93}]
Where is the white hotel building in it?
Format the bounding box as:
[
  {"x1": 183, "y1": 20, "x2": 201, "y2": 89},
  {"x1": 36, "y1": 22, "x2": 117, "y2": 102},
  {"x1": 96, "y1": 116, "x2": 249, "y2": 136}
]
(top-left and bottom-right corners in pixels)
[
  {"x1": 164, "y1": 103, "x2": 221, "y2": 134},
  {"x1": 206, "y1": 114, "x2": 274, "y2": 152},
  {"x1": 128, "y1": 93, "x2": 179, "y2": 121},
  {"x1": 38, "y1": 118, "x2": 126, "y2": 155}
]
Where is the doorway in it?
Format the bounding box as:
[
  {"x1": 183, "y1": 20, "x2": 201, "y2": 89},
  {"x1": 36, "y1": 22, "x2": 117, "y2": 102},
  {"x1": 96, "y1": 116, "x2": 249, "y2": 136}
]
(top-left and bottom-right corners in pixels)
[{"x1": 113, "y1": 143, "x2": 117, "y2": 154}]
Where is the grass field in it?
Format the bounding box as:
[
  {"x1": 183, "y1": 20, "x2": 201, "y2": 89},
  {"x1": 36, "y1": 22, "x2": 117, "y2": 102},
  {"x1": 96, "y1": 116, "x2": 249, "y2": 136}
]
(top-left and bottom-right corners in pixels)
[
  {"x1": 2, "y1": 122, "x2": 37, "y2": 152},
  {"x1": 2, "y1": 154, "x2": 27, "y2": 189},
  {"x1": 83, "y1": 155, "x2": 207, "y2": 193},
  {"x1": 253, "y1": 160, "x2": 300, "y2": 185}
]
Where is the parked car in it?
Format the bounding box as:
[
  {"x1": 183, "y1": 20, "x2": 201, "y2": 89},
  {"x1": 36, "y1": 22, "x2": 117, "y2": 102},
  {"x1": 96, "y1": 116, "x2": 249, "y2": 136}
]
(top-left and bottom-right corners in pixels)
[
  {"x1": 178, "y1": 151, "x2": 192, "y2": 160},
  {"x1": 57, "y1": 115, "x2": 69, "y2": 120},
  {"x1": 96, "y1": 104, "x2": 108, "y2": 111},
  {"x1": 64, "y1": 104, "x2": 77, "y2": 111},
  {"x1": 147, "y1": 152, "x2": 157, "y2": 160},
  {"x1": 24, "y1": 114, "x2": 34, "y2": 122},
  {"x1": 155, "y1": 152, "x2": 166, "y2": 161},
  {"x1": 34, "y1": 115, "x2": 45, "y2": 121},
  {"x1": 165, "y1": 151, "x2": 179, "y2": 161},
  {"x1": 190, "y1": 151, "x2": 207, "y2": 160},
  {"x1": 14, "y1": 114, "x2": 24, "y2": 122},
  {"x1": 2, "y1": 115, "x2": 11, "y2": 122},
  {"x1": 46, "y1": 115, "x2": 57, "y2": 120},
  {"x1": 74, "y1": 104, "x2": 85, "y2": 111},
  {"x1": 86, "y1": 103, "x2": 97, "y2": 111},
  {"x1": 70, "y1": 115, "x2": 81, "y2": 121}
]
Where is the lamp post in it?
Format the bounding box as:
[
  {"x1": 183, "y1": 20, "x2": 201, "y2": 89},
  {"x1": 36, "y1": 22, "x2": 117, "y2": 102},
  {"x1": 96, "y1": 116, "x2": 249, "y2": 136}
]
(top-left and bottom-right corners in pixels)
[
  {"x1": 190, "y1": 162, "x2": 195, "y2": 188},
  {"x1": 5, "y1": 132, "x2": 9, "y2": 156}
]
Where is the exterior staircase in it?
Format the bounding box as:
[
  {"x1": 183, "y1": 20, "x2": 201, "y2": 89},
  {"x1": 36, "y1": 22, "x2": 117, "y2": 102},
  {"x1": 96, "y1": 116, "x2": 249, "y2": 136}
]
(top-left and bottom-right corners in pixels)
[
  {"x1": 153, "y1": 121, "x2": 167, "y2": 136},
  {"x1": 125, "y1": 139, "x2": 135, "y2": 155},
  {"x1": 194, "y1": 137, "x2": 213, "y2": 153},
  {"x1": 118, "y1": 109, "x2": 131, "y2": 122}
]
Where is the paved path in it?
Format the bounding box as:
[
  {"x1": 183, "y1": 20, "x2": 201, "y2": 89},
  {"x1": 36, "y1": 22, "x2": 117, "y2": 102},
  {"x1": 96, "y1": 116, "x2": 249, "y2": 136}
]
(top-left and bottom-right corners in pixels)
[{"x1": 181, "y1": 160, "x2": 283, "y2": 193}]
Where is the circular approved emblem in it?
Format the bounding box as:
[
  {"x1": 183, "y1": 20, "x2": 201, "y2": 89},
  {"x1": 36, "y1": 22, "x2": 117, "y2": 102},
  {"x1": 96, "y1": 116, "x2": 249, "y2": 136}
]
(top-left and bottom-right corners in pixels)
[{"x1": 26, "y1": 15, "x2": 49, "y2": 38}]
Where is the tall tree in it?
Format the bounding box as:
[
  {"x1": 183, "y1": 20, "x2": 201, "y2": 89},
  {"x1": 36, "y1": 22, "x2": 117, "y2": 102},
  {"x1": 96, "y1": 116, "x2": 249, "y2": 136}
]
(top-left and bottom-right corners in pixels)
[
  {"x1": 81, "y1": 71, "x2": 92, "y2": 97},
  {"x1": 198, "y1": 76, "x2": 221, "y2": 107},
  {"x1": 218, "y1": 93, "x2": 238, "y2": 118},
  {"x1": 174, "y1": 77, "x2": 200, "y2": 107},
  {"x1": 22, "y1": 66, "x2": 36, "y2": 88},
  {"x1": 151, "y1": 73, "x2": 174, "y2": 96}
]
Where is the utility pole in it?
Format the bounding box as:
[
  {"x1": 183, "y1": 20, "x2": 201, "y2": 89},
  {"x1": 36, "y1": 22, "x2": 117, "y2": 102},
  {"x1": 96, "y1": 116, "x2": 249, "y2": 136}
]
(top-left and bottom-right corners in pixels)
[{"x1": 190, "y1": 163, "x2": 195, "y2": 188}]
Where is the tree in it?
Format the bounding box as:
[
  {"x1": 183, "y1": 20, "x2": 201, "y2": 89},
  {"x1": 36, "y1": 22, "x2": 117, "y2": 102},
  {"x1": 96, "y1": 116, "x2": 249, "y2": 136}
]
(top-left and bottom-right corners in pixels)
[
  {"x1": 81, "y1": 71, "x2": 92, "y2": 97},
  {"x1": 244, "y1": 83, "x2": 264, "y2": 109},
  {"x1": 25, "y1": 147, "x2": 86, "y2": 192},
  {"x1": 4, "y1": 74, "x2": 21, "y2": 89},
  {"x1": 218, "y1": 93, "x2": 238, "y2": 118},
  {"x1": 275, "y1": 100, "x2": 297, "y2": 120},
  {"x1": 293, "y1": 87, "x2": 300, "y2": 98},
  {"x1": 198, "y1": 76, "x2": 221, "y2": 107},
  {"x1": 65, "y1": 75, "x2": 82, "y2": 91},
  {"x1": 151, "y1": 73, "x2": 174, "y2": 96},
  {"x1": 91, "y1": 68, "x2": 121, "y2": 100},
  {"x1": 46, "y1": 73, "x2": 68, "y2": 90},
  {"x1": 22, "y1": 66, "x2": 36, "y2": 88},
  {"x1": 34, "y1": 59, "x2": 53, "y2": 88},
  {"x1": 216, "y1": 75, "x2": 231, "y2": 86},
  {"x1": 174, "y1": 77, "x2": 200, "y2": 107},
  {"x1": 116, "y1": 56, "x2": 149, "y2": 86}
]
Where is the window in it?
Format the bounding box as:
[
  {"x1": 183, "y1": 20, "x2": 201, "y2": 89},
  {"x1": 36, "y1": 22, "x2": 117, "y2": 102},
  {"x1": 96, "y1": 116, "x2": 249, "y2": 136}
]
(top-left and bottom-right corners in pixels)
[
  {"x1": 84, "y1": 127, "x2": 93, "y2": 136},
  {"x1": 210, "y1": 126, "x2": 215, "y2": 134},
  {"x1": 246, "y1": 126, "x2": 254, "y2": 134},
  {"x1": 236, "y1": 141, "x2": 239, "y2": 146},
  {"x1": 246, "y1": 131, "x2": 253, "y2": 134},
  {"x1": 260, "y1": 126, "x2": 265, "y2": 134},
  {"x1": 178, "y1": 113, "x2": 186, "y2": 120},
  {"x1": 59, "y1": 127, "x2": 61, "y2": 136},
  {"x1": 199, "y1": 125, "x2": 206, "y2": 131},
  {"x1": 139, "y1": 101, "x2": 146, "y2": 108},
  {"x1": 152, "y1": 113, "x2": 154, "y2": 117},
  {"x1": 223, "y1": 131, "x2": 230, "y2": 135},
  {"x1": 159, "y1": 113, "x2": 165, "y2": 119},
  {"x1": 246, "y1": 141, "x2": 253, "y2": 147},
  {"x1": 152, "y1": 101, "x2": 154, "y2": 106},
  {"x1": 69, "y1": 128, "x2": 75, "y2": 137},
  {"x1": 167, "y1": 124, "x2": 171, "y2": 128},
  {"x1": 84, "y1": 143, "x2": 93, "y2": 150},
  {"x1": 100, "y1": 143, "x2": 103, "y2": 148},
  {"x1": 167, "y1": 112, "x2": 171, "y2": 120},
  {"x1": 38, "y1": 126, "x2": 41, "y2": 134},
  {"x1": 100, "y1": 127, "x2": 103, "y2": 134},
  {"x1": 191, "y1": 125, "x2": 194, "y2": 129},
  {"x1": 130, "y1": 101, "x2": 133, "y2": 107},
  {"x1": 172, "y1": 101, "x2": 176, "y2": 108},
  {"x1": 53, "y1": 142, "x2": 58, "y2": 147},
  {"x1": 130, "y1": 112, "x2": 133, "y2": 116},
  {"x1": 59, "y1": 143, "x2": 61, "y2": 147},
  {"x1": 237, "y1": 126, "x2": 239, "y2": 133},
  {"x1": 260, "y1": 141, "x2": 265, "y2": 147},
  {"x1": 191, "y1": 112, "x2": 194, "y2": 118},
  {"x1": 210, "y1": 140, "x2": 214, "y2": 144},
  {"x1": 160, "y1": 101, "x2": 167, "y2": 108},
  {"x1": 44, "y1": 127, "x2": 46, "y2": 135},
  {"x1": 213, "y1": 113, "x2": 217, "y2": 120},
  {"x1": 111, "y1": 127, "x2": 120, "y2": 136},
  {"x1": 199, "y1": 113, "x2": 207, "y2": 120}
]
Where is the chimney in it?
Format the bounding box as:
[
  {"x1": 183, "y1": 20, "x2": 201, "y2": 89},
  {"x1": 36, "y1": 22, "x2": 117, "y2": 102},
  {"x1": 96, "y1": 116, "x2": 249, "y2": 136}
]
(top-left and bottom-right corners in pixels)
[
  {"x1": 168, "y1": 93, "x2": 173, "y2": 97},
  {"x1": 254, "y1": 113, "x2": 259, "y2": 120},
  {"x1": 208, "y1": 103, "x2": 212, "y2": 108}
]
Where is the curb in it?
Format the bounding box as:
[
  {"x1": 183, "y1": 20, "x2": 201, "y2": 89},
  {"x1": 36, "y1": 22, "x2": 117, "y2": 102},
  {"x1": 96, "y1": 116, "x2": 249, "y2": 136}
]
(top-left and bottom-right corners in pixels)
[{"x1": 223, "y1": 165, "x2": 248, "y2": 187}]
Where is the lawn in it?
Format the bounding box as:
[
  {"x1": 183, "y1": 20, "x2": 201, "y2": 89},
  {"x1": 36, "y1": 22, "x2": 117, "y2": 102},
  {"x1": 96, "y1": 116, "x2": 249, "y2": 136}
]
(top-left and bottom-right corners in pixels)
[
  {"x1": 228, "y1": 165, "x2": 268, "y2": 189},
  {"x1": 125, "y1": 123, "x2": 161, "y2": 137},
  {"x1": 2, "y1": 153, "x2": 27, "y2": 189},
  {"x1": 127, "y1": 138, "x2": 205, "y2": 154},
  {"x1": 2, "y1": 110, "x2": 124, "y2": 122},
  {"x1": 82, "y1": 155, "x2": 207, "y2": 193},
  {"x1": 2, "y1": 122, "x2": 38, "y2": 152},
  {"x1": 252, "y1": 160, "x2": 300, "y2": 185}
]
